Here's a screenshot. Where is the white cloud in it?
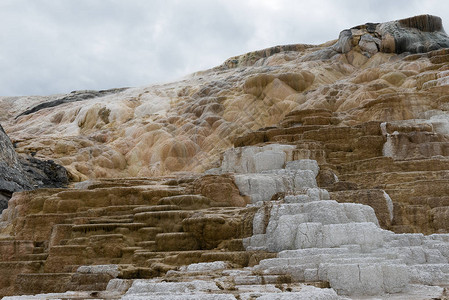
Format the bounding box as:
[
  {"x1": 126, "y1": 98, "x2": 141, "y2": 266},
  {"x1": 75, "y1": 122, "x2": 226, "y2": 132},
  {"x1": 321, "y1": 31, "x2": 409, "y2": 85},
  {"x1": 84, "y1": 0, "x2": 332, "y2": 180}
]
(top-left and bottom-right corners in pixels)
[{"x1": 0, "y1": 0, "x2": 448, "y2": 96}]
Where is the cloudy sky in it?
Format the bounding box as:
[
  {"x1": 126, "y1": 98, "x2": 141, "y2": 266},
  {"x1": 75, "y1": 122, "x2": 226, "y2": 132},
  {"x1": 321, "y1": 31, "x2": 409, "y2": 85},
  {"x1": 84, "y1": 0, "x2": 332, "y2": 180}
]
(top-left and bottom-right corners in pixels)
[{"x1": 1, "y1": 0, "x2": 449, "y2": 96}]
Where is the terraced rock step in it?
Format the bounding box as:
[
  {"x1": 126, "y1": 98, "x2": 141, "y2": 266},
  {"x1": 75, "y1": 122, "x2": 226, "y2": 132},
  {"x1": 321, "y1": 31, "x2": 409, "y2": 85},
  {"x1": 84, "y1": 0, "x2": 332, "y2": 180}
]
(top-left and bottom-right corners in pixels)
[
  {"x1": 0, "y1": 176, "x2": 258, "y2": 297},
  {"x1": 219, "y1": 147, "x2": 449, "y2": 297},
  {"x1": 232, "y1": 106, "x2": 449, "y2": 234},
  {"x1": 2, "y1": 144, "x2": 449, "y2": 299}
]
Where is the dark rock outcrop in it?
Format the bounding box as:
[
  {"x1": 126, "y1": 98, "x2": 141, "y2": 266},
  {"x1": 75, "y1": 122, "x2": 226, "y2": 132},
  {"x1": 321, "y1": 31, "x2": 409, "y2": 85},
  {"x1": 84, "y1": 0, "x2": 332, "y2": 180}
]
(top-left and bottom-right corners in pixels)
[
  {"x1": 0, "y1": 124, "x2": 68, "y2": 211},
  {"x1": 379, "y1": 15, "x2": 449, "y2": 54},
  {"x1": 0, "y1": 124, "x2": 31, "y2": 192},
  {"x1": 16, "y1": 88, "x2": 128, "y2": 118},
  {"x1": 339, "y1": 14, "x2": 449, "y2": 55},
  {"x1": 307, "y1": 14, "x2": 449, "y2": 61}
]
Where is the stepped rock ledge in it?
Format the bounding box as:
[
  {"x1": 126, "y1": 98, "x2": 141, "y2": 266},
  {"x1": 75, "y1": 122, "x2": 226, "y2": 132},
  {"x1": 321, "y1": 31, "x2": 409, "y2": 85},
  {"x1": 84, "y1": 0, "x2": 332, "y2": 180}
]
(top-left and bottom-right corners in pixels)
[{"x1": 2, "y1": 14, "x2": 449, "y2": 299}]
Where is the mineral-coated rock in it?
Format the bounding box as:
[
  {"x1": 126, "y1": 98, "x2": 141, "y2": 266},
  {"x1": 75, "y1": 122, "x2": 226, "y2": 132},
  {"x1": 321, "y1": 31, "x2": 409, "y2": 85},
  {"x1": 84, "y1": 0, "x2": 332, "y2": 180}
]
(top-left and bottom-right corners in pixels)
[
  {"x1": 221, "y1": 144, "x2": 295, "y2": 174},
  {"x1": 179, "y1": 261, "x2": 229, "y2": 272},
  {"x1": 76, "y1": 264, "x2": 119, "y2": 277},
  {"x1": 285, "y1": 159, "x2": 319, "y2": 177},
  {"x1": 124, "y1": 279, "x2": 221, "y2": 294},
  {"x1": 234, "y1": 169, "x2": 318, "y2": 203},
  {"x1": 229, "y1": 149, "x2": 321, "y2": 204},
  {"x1": 243, "y1": 286, "x2": 343, "y2": 300},
  {"x1": 234, "y1": 151, "x2": 449, "y2": 296}
]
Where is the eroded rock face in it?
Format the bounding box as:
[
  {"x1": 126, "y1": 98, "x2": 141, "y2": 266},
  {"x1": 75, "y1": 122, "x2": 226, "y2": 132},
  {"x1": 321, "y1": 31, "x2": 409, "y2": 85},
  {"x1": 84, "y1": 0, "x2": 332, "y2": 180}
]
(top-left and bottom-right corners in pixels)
[
  {"x1": 333, "y1": 15, "x2": 449, "y2": 56},
  {"x1": 0, "y1": 123, "x2": 68, "y2": 211},
  {"x1": 0, "y1": 124, "x2": 30, "y2": 193},
  {"x1": 309, "y1": 15, "x2": 449, "y2": 64}
]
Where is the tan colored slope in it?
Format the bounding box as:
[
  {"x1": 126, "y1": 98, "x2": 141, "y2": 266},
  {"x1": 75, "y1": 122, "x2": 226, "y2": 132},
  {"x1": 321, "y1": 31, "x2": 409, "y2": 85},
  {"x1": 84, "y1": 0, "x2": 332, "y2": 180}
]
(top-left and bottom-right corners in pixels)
[
  {"x1": 0, "y1": 50, "x2": 389, "y2": 181},
  {"x1": 0, "y1": 48, "x2": 331, "y2": 180},
  {"x1": 0, "y1": 47, "x2": 369, "y2": 181}
]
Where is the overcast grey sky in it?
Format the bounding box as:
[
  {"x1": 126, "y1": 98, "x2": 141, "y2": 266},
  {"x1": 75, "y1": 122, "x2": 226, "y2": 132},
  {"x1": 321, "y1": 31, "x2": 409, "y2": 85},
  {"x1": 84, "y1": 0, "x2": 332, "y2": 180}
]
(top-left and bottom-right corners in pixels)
[{"x1": 1, "y1": 0, "x2": 449, "y2": 96}]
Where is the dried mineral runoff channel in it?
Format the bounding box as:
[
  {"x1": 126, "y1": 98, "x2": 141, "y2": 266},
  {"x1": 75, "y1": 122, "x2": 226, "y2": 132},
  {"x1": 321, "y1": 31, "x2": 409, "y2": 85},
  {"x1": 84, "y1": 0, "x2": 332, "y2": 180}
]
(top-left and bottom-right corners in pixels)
[{"x1": 2, "y1": 14, "x2": 449, "y2": 299}]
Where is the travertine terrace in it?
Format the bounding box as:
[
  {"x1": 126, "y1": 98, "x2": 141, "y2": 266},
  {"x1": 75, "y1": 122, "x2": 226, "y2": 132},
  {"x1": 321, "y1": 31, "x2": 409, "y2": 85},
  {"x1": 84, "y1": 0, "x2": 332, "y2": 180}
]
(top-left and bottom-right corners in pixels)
[{"x1": 2, "y1": 14, "x2": 449, "y2": 299}]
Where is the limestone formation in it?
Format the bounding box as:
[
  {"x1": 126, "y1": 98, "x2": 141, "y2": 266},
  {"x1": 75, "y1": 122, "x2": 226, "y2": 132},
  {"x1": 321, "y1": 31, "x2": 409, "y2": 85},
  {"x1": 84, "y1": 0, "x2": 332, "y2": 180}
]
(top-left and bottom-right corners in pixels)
[
  {"x1": 236, "y1": 146, "x2": 449, "y2": 296},
  {"x1": 3, "y1": 14, "x2": 449, "y2": 299}
]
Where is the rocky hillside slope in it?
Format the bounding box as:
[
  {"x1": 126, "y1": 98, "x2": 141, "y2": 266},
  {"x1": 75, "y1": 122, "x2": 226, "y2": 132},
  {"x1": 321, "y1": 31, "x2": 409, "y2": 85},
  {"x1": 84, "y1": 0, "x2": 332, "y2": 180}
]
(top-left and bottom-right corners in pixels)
[
  {"x1": 1, "y1": 15, "x2": 447, "y2": 182},
  {"x1": 2, "y1": 14, "x2": 449, "y2": 299}
]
